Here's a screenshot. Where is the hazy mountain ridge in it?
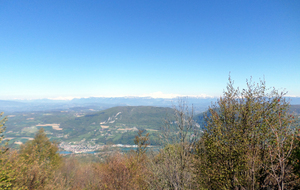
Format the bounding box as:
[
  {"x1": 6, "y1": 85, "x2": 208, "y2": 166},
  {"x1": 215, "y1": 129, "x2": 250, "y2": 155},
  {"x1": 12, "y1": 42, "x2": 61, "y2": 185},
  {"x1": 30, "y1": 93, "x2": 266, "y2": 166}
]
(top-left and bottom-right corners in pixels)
[
  {"x1": 0, "y1": 97, "x2": 217, "y2": 113},
  {"x1": 3, "y1": 96, "x2": 299, "y2": 113}
]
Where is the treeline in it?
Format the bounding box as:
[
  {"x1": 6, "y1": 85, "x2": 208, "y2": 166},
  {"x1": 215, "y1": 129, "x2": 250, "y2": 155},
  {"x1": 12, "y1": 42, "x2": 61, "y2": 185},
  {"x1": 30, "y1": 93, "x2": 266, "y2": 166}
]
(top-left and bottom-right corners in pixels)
[{"x1": 1, "y1": 77, "x2": 300, "y2": 189}]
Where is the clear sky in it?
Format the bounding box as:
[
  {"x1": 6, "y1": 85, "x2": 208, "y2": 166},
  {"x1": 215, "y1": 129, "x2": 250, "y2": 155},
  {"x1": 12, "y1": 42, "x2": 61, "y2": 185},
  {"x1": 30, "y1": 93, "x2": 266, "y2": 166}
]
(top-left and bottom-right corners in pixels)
[{"x1": 0, "y1": 0, "x2": 299, "y2": 100}]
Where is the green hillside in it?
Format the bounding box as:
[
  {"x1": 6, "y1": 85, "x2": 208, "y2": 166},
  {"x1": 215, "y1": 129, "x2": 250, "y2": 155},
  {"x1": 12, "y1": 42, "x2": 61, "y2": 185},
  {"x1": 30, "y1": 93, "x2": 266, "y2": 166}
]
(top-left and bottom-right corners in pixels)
[
  {"x1": 60, "y1": 106, "x2": 175, "y2": 144},
  {"x1": 63, "y1": 106, "x2": 173, "y2": 128},
  {"x1": 4, "y1": 106, "x2": 203, "y2": 146}
]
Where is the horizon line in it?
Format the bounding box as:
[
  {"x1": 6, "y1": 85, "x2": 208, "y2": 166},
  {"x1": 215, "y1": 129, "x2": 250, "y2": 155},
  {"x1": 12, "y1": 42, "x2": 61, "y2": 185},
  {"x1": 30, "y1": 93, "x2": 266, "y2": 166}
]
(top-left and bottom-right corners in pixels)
[{"x1": 1, "y1": 95, "x2": 300, "y2": 101}]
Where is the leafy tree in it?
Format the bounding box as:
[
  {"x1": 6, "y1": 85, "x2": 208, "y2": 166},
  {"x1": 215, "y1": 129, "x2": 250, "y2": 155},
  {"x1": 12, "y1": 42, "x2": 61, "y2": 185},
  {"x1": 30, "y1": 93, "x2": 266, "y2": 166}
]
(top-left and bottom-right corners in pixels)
[
  {"x1": 0, "y1": 150, "x2": 27, "y2": 190},
  {"x1": 20, "y1": 128, "x2": 62, "y2": 168},
  {"x1": 0, "y1": 113, "x2": 27, "y2": 190},
  {"x1": 196, "y1": 76, "x2": 299, "y2": 189},
  {"x1": 19, "y1": 128, "x2": 62, "y2": 189},
  {"x1": 0, "y1": 112, "x2": 15, "y2": 189},
  {"x1": 0, "y1": 112, "x2": 7, "y2": 148}
]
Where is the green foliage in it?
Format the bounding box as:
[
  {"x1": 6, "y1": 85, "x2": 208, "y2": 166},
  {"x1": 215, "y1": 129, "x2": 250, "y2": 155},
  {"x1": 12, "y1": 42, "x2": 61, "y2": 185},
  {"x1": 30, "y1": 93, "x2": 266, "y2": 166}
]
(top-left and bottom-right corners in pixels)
[
  {"x1": 0, "y1": 150, "x2": 27, "y2": 190},
  {"x1": 20, "y1": 128, "x2": 62, "y2": 168},
  {"x1": 0, "y1": 112, "x2": 16, "y2": 189},
  {"x1": 0, "y1": 112, "x2": 7, "y2": 145},
  {"x1": 196, "y1": 76, "x2": 299, "y2": 189},
  {"x1": 9, "y1": 128, "x2": 63, "y2": 189}
]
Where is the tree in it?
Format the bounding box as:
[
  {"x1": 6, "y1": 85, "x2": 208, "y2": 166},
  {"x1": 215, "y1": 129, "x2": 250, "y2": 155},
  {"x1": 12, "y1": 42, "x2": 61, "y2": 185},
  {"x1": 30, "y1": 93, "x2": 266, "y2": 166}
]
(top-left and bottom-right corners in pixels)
[
  {"x1": 0, "y1": 112, "x2": 7, "y2": 148},
  {"x1": 149, "y1": 99, "x2": 199, "y2": 189},
  {"x1": 0, "y1": 113, "x2": 27, "y2": 190},
  {"x1": 196, "y1": 76, "x2": 299, "y2": 189},
  {"x1": 290, "y1": 136, "x2": 300, "y2": 188},
  {"x1": 0, "y1": 112, "x2": 17, "y2": 190},
  {"x1": 266, "y1": 110, "x2": 297, "y2": 190},
  {"x1": 134, "y1": 129, "x2": 150, "y2": 159},
  {"x1": 19, "y1": 128, "x2": 62, "y2": 189},
  {"x1": 20, "y1": 128, "x2": 62, "y2": 167}
]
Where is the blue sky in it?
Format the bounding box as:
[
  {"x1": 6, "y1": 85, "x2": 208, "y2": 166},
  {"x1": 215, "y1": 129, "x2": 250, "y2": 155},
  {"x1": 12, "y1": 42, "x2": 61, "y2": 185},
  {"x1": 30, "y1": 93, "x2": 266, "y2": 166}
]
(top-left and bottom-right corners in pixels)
[{"x1": 0, "y1": 0, "x2": 299, "y2": 99}]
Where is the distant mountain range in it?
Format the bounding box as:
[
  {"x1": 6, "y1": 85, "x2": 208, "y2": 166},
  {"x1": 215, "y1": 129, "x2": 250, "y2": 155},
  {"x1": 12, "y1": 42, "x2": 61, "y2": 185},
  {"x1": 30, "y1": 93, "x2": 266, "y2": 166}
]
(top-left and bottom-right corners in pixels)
[
  {"x1": 0, "y1": 97, "x2": 217, "y2": 113},
  {"x1": 1, "y1": 96, "x2": 300, "y2": 113}
]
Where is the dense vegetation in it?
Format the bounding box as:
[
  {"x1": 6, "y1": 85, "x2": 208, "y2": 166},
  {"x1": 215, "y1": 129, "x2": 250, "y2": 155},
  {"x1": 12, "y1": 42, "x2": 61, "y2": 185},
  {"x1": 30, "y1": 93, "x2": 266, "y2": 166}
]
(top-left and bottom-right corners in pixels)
[{"x1": 1, "y1": 77, "x2": 300, "y2": 189}]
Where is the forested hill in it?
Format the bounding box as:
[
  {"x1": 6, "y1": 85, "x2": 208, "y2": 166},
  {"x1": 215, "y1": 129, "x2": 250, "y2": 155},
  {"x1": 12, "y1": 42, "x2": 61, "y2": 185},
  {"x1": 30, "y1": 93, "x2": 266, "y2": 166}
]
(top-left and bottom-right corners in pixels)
[
  {"x1": 61, "y1": 106, "x2": 175, "y2": 130},
  {"x1": 60, "y1": 106, "x2": 176, "y2": 143}
]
